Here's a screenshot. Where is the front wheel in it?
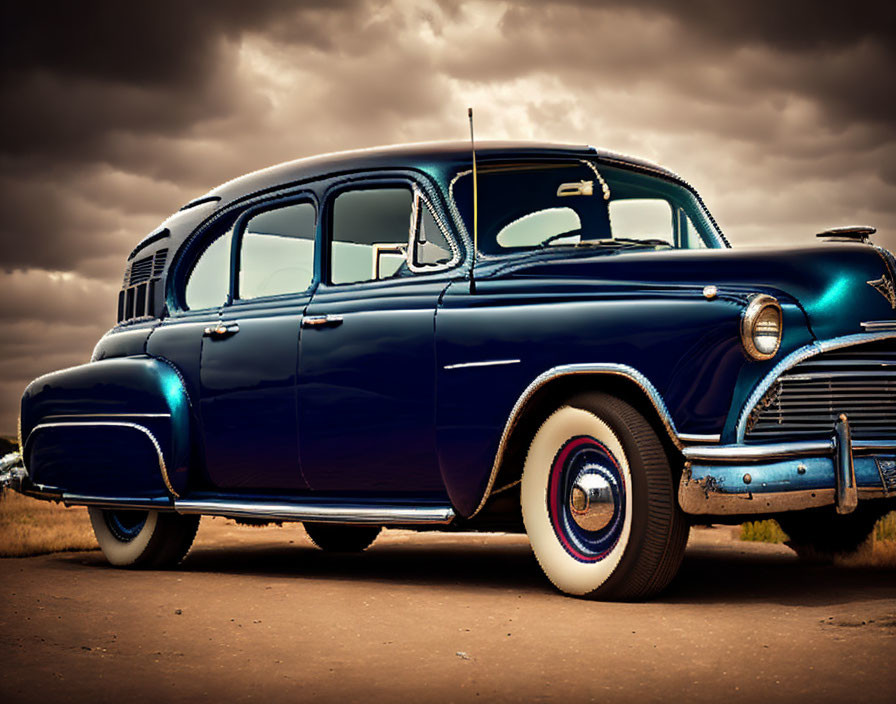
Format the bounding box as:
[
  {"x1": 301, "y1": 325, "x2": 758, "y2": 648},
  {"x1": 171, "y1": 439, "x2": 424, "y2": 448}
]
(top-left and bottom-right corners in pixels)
[
  {"x1": 521, "y1": 393, "x2": 689, "y2": 600},
  {"x1": 88, "y1": 508, "x2": 200, "y2": 568}
]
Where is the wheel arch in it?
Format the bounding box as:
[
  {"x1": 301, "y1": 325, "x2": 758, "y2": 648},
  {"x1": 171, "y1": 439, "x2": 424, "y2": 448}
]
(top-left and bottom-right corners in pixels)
[{"x1": 472, "y1": 365, "x2": 685, "y2": 518}]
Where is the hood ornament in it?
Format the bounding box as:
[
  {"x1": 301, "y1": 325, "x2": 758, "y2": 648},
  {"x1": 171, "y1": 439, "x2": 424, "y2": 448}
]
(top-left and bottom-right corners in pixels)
[
  {"x1": 816, "y1": 225, "x2": 876, "y2": 243},
  {"x1": 868, "y1": 273, "x2": 896, "y2": 309}
]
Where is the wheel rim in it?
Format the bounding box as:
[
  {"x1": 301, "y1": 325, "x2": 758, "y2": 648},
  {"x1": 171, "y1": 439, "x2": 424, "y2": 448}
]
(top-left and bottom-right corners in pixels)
[
  {"x1": 103, "y1": 510, "x2": 149, "y2": 543},
  {"x1": 548, "y1": 435, "x2": 626, "y2": 563}
]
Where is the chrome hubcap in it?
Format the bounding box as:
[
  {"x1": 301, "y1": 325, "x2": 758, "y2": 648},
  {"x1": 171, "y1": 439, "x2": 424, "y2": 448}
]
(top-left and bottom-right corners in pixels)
[{"x1": 569, "y1": 468, "x2": 616, "y2": 532}]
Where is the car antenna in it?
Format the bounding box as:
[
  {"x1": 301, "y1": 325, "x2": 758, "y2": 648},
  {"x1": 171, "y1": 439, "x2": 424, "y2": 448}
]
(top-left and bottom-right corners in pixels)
[{"x1": 468, "y1": 107, "x2": 478, "y2": 294}]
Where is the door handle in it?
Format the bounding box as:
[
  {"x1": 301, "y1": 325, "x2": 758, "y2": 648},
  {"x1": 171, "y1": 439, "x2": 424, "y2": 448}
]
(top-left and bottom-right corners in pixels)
[
  {"x1": 301, "y1": 315, "x2": 343, "y2": 329},
  {"x1": 203, "y1": 323, "x2": 240, "y2": 338}
]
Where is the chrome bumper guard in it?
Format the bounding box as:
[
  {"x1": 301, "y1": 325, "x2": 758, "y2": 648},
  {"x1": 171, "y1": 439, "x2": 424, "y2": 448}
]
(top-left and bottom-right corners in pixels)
[
  {"x1": 679, "y1": 415, "x2": 896, "y2": 516},
  {"x1": 0, "y1": 451, "x2": 26, "y2": 492}
]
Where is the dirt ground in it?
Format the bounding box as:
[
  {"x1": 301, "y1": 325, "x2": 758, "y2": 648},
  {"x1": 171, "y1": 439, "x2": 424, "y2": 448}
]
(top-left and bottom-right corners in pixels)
[{"x1": 0, "y1": 520, "x2": 894, "y2": 704}]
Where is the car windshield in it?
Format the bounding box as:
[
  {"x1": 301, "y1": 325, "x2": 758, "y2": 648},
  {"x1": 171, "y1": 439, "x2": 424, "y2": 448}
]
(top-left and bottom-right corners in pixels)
[{"x1": 451, "y1": 160, "x2": 724, "y2": 256}]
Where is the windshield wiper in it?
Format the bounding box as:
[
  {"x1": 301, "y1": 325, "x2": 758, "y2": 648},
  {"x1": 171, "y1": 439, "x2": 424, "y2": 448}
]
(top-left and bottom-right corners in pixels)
[{"x1": 539, "y1": 234, "x2": 673, "y2": 250}]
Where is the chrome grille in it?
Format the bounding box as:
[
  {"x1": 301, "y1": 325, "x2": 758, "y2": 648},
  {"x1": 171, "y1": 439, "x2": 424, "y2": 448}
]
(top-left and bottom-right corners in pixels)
[{"x1": 745, "y1": 341, "x2": 896, "y2": 442}]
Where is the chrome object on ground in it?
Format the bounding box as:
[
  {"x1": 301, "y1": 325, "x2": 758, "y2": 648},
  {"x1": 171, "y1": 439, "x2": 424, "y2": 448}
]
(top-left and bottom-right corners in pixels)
[{"x1": 0, "y1": 451, "x2": 26, "y2": 492}]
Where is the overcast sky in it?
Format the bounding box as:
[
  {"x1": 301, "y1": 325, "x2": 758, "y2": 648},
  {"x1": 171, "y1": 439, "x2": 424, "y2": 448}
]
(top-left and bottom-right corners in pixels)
[{"x1": 1, "y1": 0, "x2": 894, "y2": 434}]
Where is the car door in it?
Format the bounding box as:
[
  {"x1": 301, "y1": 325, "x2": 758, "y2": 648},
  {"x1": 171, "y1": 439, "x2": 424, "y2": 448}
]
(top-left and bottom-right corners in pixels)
[
  {"x1": 197, "y1": 195, "x2": 318, "y2": 490},
  {"x1": 297, "y1": 179, "x2": 460, "y2": 494}
]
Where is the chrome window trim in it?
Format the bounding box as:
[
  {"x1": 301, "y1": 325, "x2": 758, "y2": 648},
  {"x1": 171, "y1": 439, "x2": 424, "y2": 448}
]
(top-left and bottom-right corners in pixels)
[
  {"x1": 405, "y1": 186, "x2": 462, "y2": 275},
  {"x1": 472, "y1": 362, "x2": 682, "y2": 517},
  {"x1": 735, "y1": 331, "x2": 896, "y2": 443},
  {"x1": 25, "y1": 421, "x2": 178, "y2": 499}
]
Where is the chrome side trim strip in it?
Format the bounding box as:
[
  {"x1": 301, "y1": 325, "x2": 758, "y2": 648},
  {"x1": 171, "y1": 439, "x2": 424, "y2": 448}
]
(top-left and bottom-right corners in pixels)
[
  {"x1": 678, "y1": 433, "x2": 721, "y2": 444},
  {"x1": 735, "y1": 331, "x2": 896, "y2": 442},
  {"x1": 173, "y1": 499, "x2": 455, "y2": 525},
  {"x1": 62, "y1": 494, "x2": 171, "y2": 510},
  {"x1": 42, "y1": 413, "x2": 171, "y2": 419},
  {"x1": 443, "y1": 359, "x2": 521, "y2": 370},
  {"x1": 471, "y1": 362, "x2": 681, "y2": 518},
  {"x1": 861, "y1": 320, "x2": 896, "y2": 331},
  {"x1": 683, "y1": 440, "x2": 834, "y2": 462},
  {"x1": 26, "y1": 421, "x2": 179, "y2": 499}
]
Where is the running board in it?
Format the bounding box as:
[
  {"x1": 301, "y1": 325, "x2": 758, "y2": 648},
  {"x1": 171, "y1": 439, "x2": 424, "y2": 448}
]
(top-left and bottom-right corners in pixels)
[{"x1": 173, "y1": 498, "x2": 456, "y2": 525}]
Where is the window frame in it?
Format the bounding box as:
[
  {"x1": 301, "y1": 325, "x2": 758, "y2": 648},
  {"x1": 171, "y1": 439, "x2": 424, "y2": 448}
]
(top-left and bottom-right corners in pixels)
[
  {"x1": 230, "y1": 194, "x2": 319, "y2": 304},
  {"x1": 173, "y1": 190, "x2": 319, "y2": 314},
  {"x1": 323, "y1": 176, "x2": 461, "y2": 288}
]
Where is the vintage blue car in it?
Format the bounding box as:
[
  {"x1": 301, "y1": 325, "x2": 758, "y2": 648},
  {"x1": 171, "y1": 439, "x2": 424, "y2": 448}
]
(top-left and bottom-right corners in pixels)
[{"x1": 2, "y1": 141, "x2": 894, "y2": 599}]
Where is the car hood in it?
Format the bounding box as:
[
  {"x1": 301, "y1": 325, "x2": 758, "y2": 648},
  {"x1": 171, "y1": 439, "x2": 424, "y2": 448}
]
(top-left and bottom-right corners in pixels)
[{"x1": 493, "y1": 243, "x2": 896, "y2": 341}]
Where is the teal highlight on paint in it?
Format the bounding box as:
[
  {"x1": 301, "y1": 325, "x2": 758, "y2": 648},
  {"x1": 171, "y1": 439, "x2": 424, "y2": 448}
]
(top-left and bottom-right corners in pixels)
[
  {"x1": 159, "y1": 368, "x2": 188, "y2": 416},
  {"x1": 807, "y1": 275, "x2": 852, "y2": 314}
]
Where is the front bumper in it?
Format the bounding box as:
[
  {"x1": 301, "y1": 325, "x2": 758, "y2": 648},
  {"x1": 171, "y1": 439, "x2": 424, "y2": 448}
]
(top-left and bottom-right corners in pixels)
[{"x1": 679, "y1": 416, "x2": 896, "y2": 516}]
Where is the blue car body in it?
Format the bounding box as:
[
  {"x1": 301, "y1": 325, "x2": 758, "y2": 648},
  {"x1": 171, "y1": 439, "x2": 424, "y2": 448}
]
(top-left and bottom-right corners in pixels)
[{"x1": 9, "y1": 141, "x2": 895, "y2": 555}]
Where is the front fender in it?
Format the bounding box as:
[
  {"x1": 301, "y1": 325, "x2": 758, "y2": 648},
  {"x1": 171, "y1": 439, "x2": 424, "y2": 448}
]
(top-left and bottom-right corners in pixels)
[{"x1": 20, "y1": 356, "x2": 192, "y2": 499}]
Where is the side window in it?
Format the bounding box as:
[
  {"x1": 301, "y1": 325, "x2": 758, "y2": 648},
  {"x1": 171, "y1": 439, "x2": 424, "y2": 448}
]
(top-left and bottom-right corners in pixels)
[
  {"x1": 185, "y1": 228, "x2": 233, "y2": 310},
  {"x1": 238, "y1": 202, "x2": 316, "y2": 299},
  {"x1": 331, "y1": 188, "x2": 413, "y2": 285}
]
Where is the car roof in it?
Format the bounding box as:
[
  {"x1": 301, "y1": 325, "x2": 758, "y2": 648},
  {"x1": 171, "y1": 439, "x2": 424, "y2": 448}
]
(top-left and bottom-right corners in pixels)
[{"x1": 186, "y1": 140, "x2": 685, "y2": 209}]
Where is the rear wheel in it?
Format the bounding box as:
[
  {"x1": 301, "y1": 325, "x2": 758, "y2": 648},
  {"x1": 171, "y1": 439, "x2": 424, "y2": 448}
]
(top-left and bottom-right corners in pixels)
[
  {"x1": 777, "y1": 505, "x2": 886, "y2": 562},
  {"x1": 88, "y1": 508, "x2": 199, "y2": 568},
  {"x1": 303, "y1": 523, "x2": 382, "y2": 552},
  {"x1": 521, "y1": 393, "x2": 689, "y2": 600}
]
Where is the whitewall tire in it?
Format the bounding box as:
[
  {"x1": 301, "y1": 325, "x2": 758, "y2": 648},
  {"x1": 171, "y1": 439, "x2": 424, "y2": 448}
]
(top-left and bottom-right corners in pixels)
[
  {"x1": 521, "y1": 393, "x2": 689, "y2": 600},
  {"x1": 88, "y1": 507, "x2": 200, "y2": 568}
]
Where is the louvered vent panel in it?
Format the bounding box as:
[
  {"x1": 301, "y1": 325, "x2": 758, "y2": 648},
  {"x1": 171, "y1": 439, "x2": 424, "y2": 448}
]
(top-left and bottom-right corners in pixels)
[
  {"x1": 129, "y1": 256, "x2": 154, "y2": 286},
  {"x1": 152, "y1": 249, "x2": 168, "y2": 277},
  {"x1": 745, "y1": 340, "x2": 896, "y2": 442},
  {"x1": 121, "y1": 264, "x2": 131, "y2": 288}
]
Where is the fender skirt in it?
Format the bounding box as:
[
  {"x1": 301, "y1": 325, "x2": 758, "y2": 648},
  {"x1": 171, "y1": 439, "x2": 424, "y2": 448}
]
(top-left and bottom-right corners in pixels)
[{"x1": 20, "y1": 356, "x2": 192, "y2": 500}]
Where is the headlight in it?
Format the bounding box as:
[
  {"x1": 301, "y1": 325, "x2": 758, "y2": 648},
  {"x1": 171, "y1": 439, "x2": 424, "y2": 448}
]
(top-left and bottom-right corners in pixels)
[{"x1": 741, "y1": 294, "x2": 782, "y2": 360}]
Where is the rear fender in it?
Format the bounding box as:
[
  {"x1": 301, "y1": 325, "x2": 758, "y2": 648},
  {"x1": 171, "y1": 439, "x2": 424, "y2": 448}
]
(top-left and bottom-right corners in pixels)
[{"x1": 20, "y1": 356, "x2": 192, "y2": 499}]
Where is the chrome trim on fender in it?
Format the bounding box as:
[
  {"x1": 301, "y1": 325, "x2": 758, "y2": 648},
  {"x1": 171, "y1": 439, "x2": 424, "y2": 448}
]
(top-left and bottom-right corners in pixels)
[
  {"x1": 25, "y1": 421, "x2": 179, "y2": 499},
  {"x1": 678, "y1": 433, "x2": 721, "y2": 444},
  {"x1": 735, "y1": 331, "x2": 896, "y2": 443},
  {"x1": 42, "y1": 413, "x2": 171, "y2": 420},
  {"x1": 861, "y1": 320, "x2": 896, "y2": 331},
  {"x1": 471, "y1": 362, "x2": 681, "y2": 518},
  {"x1": 173, "y1": 499, "x2": 455, "y2": 525},
  {"x1": 443, "y1": 359, "x2": 521, "y2": 370}
]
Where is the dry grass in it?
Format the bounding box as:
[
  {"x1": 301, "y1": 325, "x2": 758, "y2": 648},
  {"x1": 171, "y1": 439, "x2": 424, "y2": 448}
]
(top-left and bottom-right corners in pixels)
[
  {"x1": 0, "y1": 490, "x2": 97, "y2": 557},
  {"x1": 741, "y1": 512, "x2": 896, "y2": 567}
]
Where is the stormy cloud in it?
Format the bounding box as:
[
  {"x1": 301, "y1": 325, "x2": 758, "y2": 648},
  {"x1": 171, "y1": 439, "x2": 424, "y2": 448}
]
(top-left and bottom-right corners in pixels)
[{"x1": 1, "y1": 0, "x2": 894, "y2": 432}]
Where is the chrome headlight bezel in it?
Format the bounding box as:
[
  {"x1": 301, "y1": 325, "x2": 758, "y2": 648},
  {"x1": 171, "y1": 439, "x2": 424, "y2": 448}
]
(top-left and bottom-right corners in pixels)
[{"x1": 741, "y1": 294, "x2": 783, "y2": 361}]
